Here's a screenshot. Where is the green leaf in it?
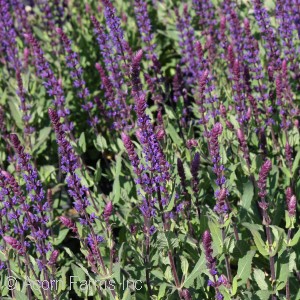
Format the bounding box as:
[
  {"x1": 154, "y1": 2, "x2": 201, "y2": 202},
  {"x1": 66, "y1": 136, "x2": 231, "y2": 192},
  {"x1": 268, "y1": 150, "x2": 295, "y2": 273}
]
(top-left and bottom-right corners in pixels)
[
  {"x1": 0, "y1": 251, "x2": 6, "y2": 261},
  {"x1": 252, "y1": 232, "x2": 268, "y2": 256},
  {"x1": 232, "y1": 240, "x2": 251, "y2": 258},
  {"x1": 71, "y1": 263, "x2": 87, "y2": 297},
  {"x1": 71, "y1": 263, "x2": 86, "y2": 281},
  {"x1": 243, "y1": 223, "x2": 268, "y2": 256},
  {"x1": 113, "y1": 154, "x2": 122, "y2": 203},
  {"x1": 231, "y1": 276, "x2": 238, "y2": 296},
  {"x1": 256, "y1": 290, "x2": 272, "y2": 300},
  {"x1": 164, "y1": 266, "x2": 173, "y2": 282},
  {"x1": 253, "y1": 269, "x2": 268, "y2": 290},
  {"x1": 9, "y1": 100, "x2": 23, "y2": 129},
  {"x1": 79, "y1": 132, "x2": 86, "y2": 153},
  {"x1": 52, "y1": 228, "x2": 69, "y2": 245},
  {"x1": 165, "y1": 184, "x2": 177, "y2": 212},
  {"x1": 289, "y1": 228, "x2": 300, "y2": 247},
  {"x1": 285, "y1": 210, "x2": 292, "y2": 229},
  {"x1": 208, "y1": 220, "x2": 223, "y2": 254},
  {"x1": 32, "y1": 127, "x2": 52, "y2": 154},
  {"x1": 166, "y1": 123, "x2": 182, "y2": 145},
  {"x1": 112, "y1": 242, "x2": 124, "y2": 283},
  {"x1": 292, "y1": 150, "x2": 300, "y2": 174},
  {"x1": 180, "y1": 256, "x2": 189, "y2": 278},
  {"x1": 158, "y1": 283, "x2": 169, "y2": 299},
  {"x1": 236, "y1": 250, "x2": 256, "y2": 286},
  {"x1": 63, "y1": 247, "x2": 80, "y2": 263},
  {"x1": 241, "y1": 181, "x2": 254, "y2": 212},
  {"x1": 39, "y1": 165, "x2": 56, "y2": 182},
  {"x1": 121, "y1": 288, "x2": 132, "y2": 300},
  {"x1": 151, "y1": 270, "x2": 165, "y2": 281},
  {"x1": 95, "y1": 135, "x2": 108, "y2": 151},
  {"x1": 289, "y1": 251, "x2": 296, "y2": 272},
  {"x1": 165, "y1": 105, "x2": 176, "y2": 119},
  {"x1": 275, "y1": 250, "x2": 289, "y2": 291},
  {"x1": 14, "y1": 290, "x2": 28, "y2": 300},
  {"x1": 182, "y1": 253, "x2": 206, "y2": 288},
  {"x1": 157, "y1": 232, "x2": 179, "y2": 251}
]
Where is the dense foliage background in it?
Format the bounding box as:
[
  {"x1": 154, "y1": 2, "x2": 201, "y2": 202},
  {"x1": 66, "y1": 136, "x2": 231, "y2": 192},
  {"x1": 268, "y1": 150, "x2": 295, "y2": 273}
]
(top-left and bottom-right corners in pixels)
[{"x1": 0, "y1": 0, "x2": 299, "y2": 299}]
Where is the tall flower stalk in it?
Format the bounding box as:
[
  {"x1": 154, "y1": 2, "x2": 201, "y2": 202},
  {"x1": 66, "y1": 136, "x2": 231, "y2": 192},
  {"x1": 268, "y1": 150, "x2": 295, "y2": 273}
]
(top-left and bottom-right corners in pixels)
[
  {"x1": 202, "y1": 230, "x2": 225, "y2": 300},
  {"x1": 257, "y1": 160, "x2": 276, "y2": 300},
  {"x1": 0, "y1": 1, "x2": 33, "y2": 147},
  {"x1": 56, "y1": 28, "x2": 99, "y2": 134},
  {"x1": 9, "y1": 135, "x2": 53, "y2": 299},
  {"x1": 175, "y1": 5, "x2": 198, "y2": 85},
  {"x1": 91, "y1": 15, "x2": 131, "y2": 130},
  {"x1": 251, "y1": 0, "x2": 281, "y2": 70},
  {"x1": 122, "y1": 52, "x2": 186, "y2": 297},
  {"x1": 133, "y1": 0, "x2": 156, "y2": 59},
  {"x1": 48, "y1": 108, "x2": 110, "y2": 283},
  {"x1": 24, "y1": 33, "x2": 73, "y2": 132}
]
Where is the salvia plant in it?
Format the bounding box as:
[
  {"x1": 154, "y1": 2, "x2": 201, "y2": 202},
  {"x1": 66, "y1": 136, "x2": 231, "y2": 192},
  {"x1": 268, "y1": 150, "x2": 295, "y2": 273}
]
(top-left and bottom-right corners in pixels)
[{"x1": 0, "y1": 0, "x2": 300, "y2": 299}]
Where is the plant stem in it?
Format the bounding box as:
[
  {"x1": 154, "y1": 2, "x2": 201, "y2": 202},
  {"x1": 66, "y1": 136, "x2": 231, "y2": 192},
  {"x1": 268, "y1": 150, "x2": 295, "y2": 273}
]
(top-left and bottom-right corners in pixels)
[
  {"x1": 221, "y1": 225, "x2": 232, "y2": 284},
  {"x1": 157, "y1": 188, "x2": 183, "y2": 297},
  {"x1": 286, "y1": 227, "x2": 293, "y2": 300},
  {"x1": 144, "y1": 216, "x2": 153, "y2": 297},
  {"x1": 261, "y1": 206, "x2": 276, "y2": 300}
]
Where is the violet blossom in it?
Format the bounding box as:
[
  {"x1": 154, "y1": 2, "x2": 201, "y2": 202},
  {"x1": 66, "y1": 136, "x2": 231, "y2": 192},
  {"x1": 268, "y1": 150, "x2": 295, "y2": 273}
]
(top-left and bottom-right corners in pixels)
[
  {"x1": 91, "y1": 16, "x2": 130, "y2": 129},
  {"x1": 133, "y1": 0, "x2": 156, "y2": 59},
  {"x1": 209, "y1": 123, "x2": 228, "y2": 213},
  {"x1": 24, "y1": 33, "x2": 72, "y2": 130},
  {"x1": 175, "y1": 5, "x2": 198, "y2": 85},
  {"x1": 56, "y1": 28, "x2": 99, "y2": 129},
  {"x1": 251, "y1": 0, "x2": 281, "y2": 69},
  {"x1": 202, "y1": 230, "x2": 224, "y2": 300}
]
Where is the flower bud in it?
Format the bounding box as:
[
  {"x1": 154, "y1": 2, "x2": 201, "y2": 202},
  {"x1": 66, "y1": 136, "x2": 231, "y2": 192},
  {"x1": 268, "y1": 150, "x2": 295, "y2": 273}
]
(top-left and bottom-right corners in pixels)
[{"x1": 103, "y1": 201, "x2": 113, "y2": 222}]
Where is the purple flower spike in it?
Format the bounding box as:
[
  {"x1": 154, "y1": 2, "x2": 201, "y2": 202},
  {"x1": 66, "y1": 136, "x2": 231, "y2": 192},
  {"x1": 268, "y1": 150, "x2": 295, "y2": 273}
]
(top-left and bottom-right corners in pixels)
[
  {"x1": 251, "y1": 0, "x2": 281, "y2": 69},
  {"x1": 131, "y1": 49, "x2": 144, "y2": 96},
  {"x1": 24, "y1": 33, "x2": 71, "y2": 128},
  {"x1": 60, "y1": 216, "x2": 77, "y2": 233},
  {"x1": 0, "y1": 0, "x2": 21, "y2": 70},
  {"x1": 257, "y1": 160, "x2": 272, "y2": 199},
  {"x1": 227, "y1": 8, "x2": 243, "y2": 59},
  {"x1": 232, "y1": 59, "x2": 247, "y2": 124},
  {"x1": 243, "y1": 18, "x2": 265, "y2": 85},
  {"x1": 276, "y1": 0, "x2": 297, "y2": 64},
  {"x1": 4, "y1": 236, "x2": 26, "y2": 255},
  {"x1": 56, "y1": 28, "x2": 98, "y2": 129},
  {"x1": 175, "y1": 5, "x2": 198, "y2": 85},
  {"x1": 10, "y1": 134, "x2": 48, "y2": 220},
  {"x1": 193, "y1": 0, "x2": 216, "y2": 37},
  {"x1": 101, "y1": 0, "x2": 132, "y2": 72},
  {"x1": 180, "y1": 289, "x2": 192, "y2": 300},
  {"x1": 191, "y1": 153, "x2": 201, "y2": 179},
  {"x1": 287, "y1": 195, "x2": 297, "y2": 217},
  {"x1": 103, "y1": 201, "x2": 113, "y2": 222},
  {"x1": 133, "y1": 0, "x2": 156, "y2": 59},
  {"x1": 91, "y1": 16, "x2": 130, "y2": 129},
  {"x1": 208, "y1": 123, "x2": 229, "y2": 214},
  {"x1": 48, "y1": 250, "x2": 59, "y2": 266},
  {"x1": 121, "y1": 133, "x2": 141, "y2": 176},
  {"x1": 177, "y1": 158, "x2": 186, "y2": 191},
  {"x1": 172, "y1": 65, "x2": 184, "y2": 103},
  {"x1": 236, "y1": 129, "x2": 250, "y2": 165},
  {"x1": 286, "y1": 187, "x2": 292, "y2": 203},
  {"x1": 202, "y1": 230, "x2": 218, "y2": 277},
  {"x1": 202, "y1": 230, "x2": 224, "y2": 299},
  {"x1": 48, "y1": 108, "x2": 92, "y2": 219},
  {"x1": 286, "y1": 187, "x2": 296, "y2": 217}
]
